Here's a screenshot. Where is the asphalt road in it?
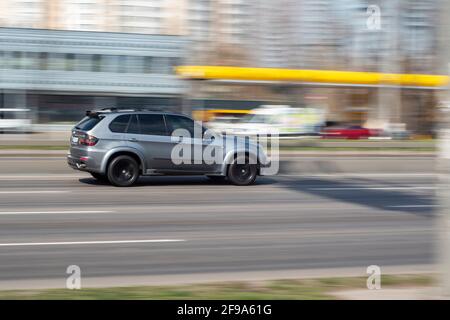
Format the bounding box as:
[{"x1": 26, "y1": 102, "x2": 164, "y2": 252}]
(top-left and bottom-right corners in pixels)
[{"x1": 0, "y1": 157, "x2": 437, "y2": 288}]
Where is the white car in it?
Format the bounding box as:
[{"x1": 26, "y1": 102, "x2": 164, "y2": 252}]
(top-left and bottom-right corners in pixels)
[
  {"x1": 0, "y1": 108, "x2": 32, "y2": 132},
  {"x1": 210, "y1": 105, "x2": 325, "y2": 137}
]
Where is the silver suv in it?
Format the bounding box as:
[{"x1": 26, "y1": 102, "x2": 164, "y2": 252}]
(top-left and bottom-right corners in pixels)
[{"x1": 67, "y1": 108, "x2": 269, "y2": 187}]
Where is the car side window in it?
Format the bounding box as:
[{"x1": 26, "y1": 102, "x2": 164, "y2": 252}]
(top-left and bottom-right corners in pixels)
[
  {"x1": 138, "y1": 114, "x2": 167, "y2": 136},
  {"x1": 166, "y1": 115, "x2": 204, "y2": 138},
  {"x1": 109, "y1": 114, "x2": 130, "y2": 133},
  {"x1": 127, "y1": 114, "x2": 140, "y2": 134}
]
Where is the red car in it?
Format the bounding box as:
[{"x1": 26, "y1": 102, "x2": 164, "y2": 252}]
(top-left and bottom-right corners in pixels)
[{"x1": 321, "y1": 126, "x2": 380, "y2": 140}]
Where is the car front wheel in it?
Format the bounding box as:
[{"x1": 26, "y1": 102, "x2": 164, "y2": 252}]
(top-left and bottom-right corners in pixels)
[
  {"x1": 227, "y1": 156, "x2": 257, "y2": 186},
  {"x1": 107, "y1": 155, "x2": 140, "y2": 187}
]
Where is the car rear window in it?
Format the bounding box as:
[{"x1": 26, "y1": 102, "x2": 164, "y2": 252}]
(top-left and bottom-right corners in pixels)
[
  {"x1": 75, "y1": 116, "x2": 103, "y2": 131},
  {"x1": 109, "y1": 114, "x2": 131, "y2": 133}
]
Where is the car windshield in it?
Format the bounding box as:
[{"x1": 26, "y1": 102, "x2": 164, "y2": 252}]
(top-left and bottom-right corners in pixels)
[
  {"x1": 240, "y1": 114, "x2": 269, "y2": 123},
  {"x1": 213, "y1": 116, "x2": 239, "y2": 123}
]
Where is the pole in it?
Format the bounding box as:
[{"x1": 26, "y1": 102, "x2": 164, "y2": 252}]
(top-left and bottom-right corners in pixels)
[
  {"x1": 437, "y1": 0, "x2": 450, "y2": 297},
  {"x1": 377, "y1": 0, "x2": 401, "y2": 133}
]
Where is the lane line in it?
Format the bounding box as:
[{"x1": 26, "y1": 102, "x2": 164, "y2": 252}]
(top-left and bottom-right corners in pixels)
[
  {"x1": 279, "y1": 173, "x2": 436, "y2": 177},
  {"x1": 0, "y1": 175, "x2": 84, "y2": 180},
  {"x1": 0, "y1": 190, "x2": 69, "y2": 194},
  {"x1": 0, "y1": 239, "x2": 186, "y2": 247},
  {"x1": 0, "y1": 210, "x2": 113, "y2": 215},
  {"x1": 387, "y1": 205, "x2": 438, "y2": 208},
  {"x1": 309, "y1": 186, "x2": 435, "y2": 191}
]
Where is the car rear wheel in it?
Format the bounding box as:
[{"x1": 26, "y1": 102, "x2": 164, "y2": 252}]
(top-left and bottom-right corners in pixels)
[
  {"x1": 227, "y1": 156, "x2": 257, "y2": 186},
  {"x1": 107, "y1": 155, "x2": 139, "y2": 187}
]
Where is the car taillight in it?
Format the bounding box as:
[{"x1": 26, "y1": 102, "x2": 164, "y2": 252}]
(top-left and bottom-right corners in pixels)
[{"x1": 79, "y1": 134, "x2": 98, "y2": 146}]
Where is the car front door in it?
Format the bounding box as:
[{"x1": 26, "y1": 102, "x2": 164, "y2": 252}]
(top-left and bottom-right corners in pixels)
[
  {"x1": 164, "y1": 114, "x2": 217, "y2": 173},
  {"x1": 125, "y1": 113, "x2": 175, "y2": 173}
]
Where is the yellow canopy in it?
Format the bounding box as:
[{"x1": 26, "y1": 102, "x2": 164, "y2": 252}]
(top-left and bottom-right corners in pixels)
[{"x1": 176, "y1": 65, "x2": 449, "y2": 88}]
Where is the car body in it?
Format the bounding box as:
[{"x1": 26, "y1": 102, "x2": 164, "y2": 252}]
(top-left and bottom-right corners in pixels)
[
  {"x1": 67, "y1": 109, "x2": 269, "y2": 186},
  {"x1": 320, "y1": 125, "x2": 380, "y2": 140}
]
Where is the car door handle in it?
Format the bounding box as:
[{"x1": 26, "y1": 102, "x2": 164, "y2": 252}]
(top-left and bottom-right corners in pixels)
[{"x1": 128, "y1": 138, "x2": 138, "y2": 142}]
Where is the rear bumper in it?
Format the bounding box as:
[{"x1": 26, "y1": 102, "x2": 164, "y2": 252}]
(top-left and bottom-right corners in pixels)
[
  {"x1": 67, "y1": 154, "x2": 89, "y2": 172},
  {"x1": 67, "y1": 153, "x2": 103, "y2": 173},
  {"x1": 67, "y1": 142, "x2": 106, "y2": 173}
]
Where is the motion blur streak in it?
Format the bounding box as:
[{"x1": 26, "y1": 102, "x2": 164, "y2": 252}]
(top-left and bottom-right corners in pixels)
[
  {"x1": 0, "y1": 158, "x2": 434, "y2": 287},
  {"x1": 176, "y1": 66, "x2": 449, "y2": 88}
]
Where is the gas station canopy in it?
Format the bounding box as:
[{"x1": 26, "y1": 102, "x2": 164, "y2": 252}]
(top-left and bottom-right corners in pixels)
[{"x1": 176, "y1": 65, "x2": 449, "y2": 89}]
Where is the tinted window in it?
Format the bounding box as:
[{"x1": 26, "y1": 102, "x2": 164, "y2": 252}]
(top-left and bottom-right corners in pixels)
[
  {"x1": 109, "y1": 115, "x2": 130, "y2": 133},
  {"x1": 127, "y1": 114, "x2": 140, "y2": 134},
  {"x1": 75, "y1": 116, "x2": 103, "y2": 131},
  {"x1": 138, "y1": 114, "x2": 167, "y2": 136},
  {"x1": 166, "y1": 115, "x2": 203, "y2": 137}
]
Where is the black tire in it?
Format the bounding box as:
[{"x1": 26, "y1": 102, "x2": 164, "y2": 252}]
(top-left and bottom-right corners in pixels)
[
  {"x1": 90, "y1": 172, "x2": 108, "y2": 182},
  {"x1": 107, "y1": 155, "x2": 140, "y2": 187},
  {"x1": 227, "y1": 155, "x2": 257, "y2": 186}
]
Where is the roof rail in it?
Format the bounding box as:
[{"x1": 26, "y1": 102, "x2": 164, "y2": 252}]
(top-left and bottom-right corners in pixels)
[{"x1": 86, "y1": 107, "x2": 166, "y2": 116}]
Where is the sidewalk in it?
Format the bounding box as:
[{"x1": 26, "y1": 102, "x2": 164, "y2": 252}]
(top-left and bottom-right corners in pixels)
[{"x1": 0, "y1": 149, "x2": 68, "y2": 156}]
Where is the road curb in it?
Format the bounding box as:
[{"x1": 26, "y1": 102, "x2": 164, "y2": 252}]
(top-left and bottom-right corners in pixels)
[{"x1": 0, "y1": 265, "x2": 434, "y2": 290}]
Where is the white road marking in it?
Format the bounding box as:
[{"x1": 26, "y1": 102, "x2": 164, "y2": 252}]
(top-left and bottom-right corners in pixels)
[
  {"x1": 0, "y1": 210, "x2": 113, "y2": 215},
  {"x1": 279, "y1": 173, "x2": 436, "y2": 178},
  {"x1": 0, "y1": 175, "x2": 86, "y2": 181},
  {"x1": 0, "y1": 190, "x2": 69, "y2": 194},
  {"x1": 0, "y1": 239, "x2": 186, "y2": 247},
  {"x1": 387, "y1": 205, "x2": 438, "y2": 208},
  {"x1": 309, "y1": 186, "x2": 435, "y2": 191}
]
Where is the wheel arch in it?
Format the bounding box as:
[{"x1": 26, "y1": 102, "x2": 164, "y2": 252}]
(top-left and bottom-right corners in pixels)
[
  {"x1": 220, "y1": 149, "x2": 260, "y2": 176},
  {"x1": 100, "y1": 148, "x2": 145, "y2": 174}
]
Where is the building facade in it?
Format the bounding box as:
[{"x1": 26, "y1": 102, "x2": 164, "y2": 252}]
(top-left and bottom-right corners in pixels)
[
  {"x1": 0, "y1": 0, "x2": 442, "y2": 133},
  {"x1": 0, "y1": 28, "x2": 186, "y2": 122},
  {"x1": 0, "y1": 0, "x2": 181, "y2": 35}
]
